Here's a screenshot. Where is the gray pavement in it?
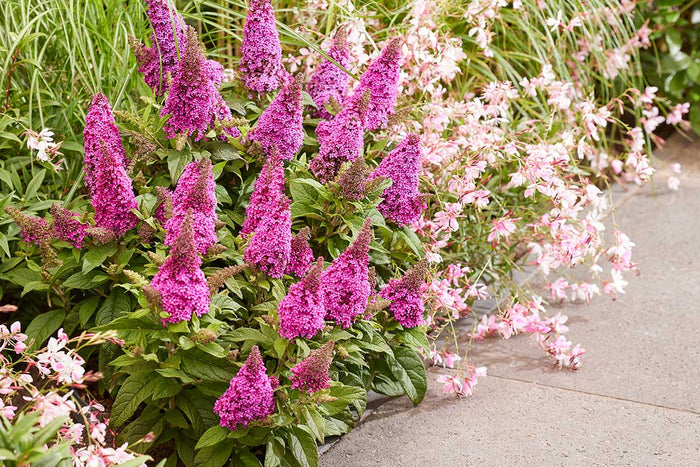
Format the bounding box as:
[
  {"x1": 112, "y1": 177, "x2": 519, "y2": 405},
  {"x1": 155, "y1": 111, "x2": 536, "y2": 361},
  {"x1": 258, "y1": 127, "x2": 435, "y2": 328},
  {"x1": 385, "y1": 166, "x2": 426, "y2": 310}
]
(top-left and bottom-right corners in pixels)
[{"x1": 321, "y1": 136, "x2": 700, "y2": 466}]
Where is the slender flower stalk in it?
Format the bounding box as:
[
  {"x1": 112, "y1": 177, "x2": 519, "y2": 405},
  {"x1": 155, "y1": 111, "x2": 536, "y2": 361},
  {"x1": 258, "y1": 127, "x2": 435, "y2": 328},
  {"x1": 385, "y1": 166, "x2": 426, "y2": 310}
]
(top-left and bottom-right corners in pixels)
[
  {"x1": 239, "y1": 0, "x2": 287, "y2": 93},
  {"x1": 214, "y1": 345, "x2": 278, "y2": 430},
  {"x1": 321, "y1": 218, "x2": 373, "y2": 328},
  {"x1": 150, "y1": 212, "x2": 210, "y2": 325}
]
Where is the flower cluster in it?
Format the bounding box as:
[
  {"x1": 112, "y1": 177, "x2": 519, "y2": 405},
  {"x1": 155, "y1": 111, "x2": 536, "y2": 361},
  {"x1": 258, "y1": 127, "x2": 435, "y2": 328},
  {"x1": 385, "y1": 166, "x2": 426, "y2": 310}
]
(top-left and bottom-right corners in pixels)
[
  {"x1": 244, "y1": 195, "x2": 292, "y2": 278},
  {"x1": 164, "y1": 158, "x2": 218, "y2": 254},
  {"x1": 161, "y1": 26, "x2": 238, "y2": 140},
  {"x1": 369, "y1": 133, "x2": 425, "y2": 226},
  {"x1": 131, "y1": 0, "x2": 186, "y2": 95},
  {"x1": 151, "y1": 212, "x2": 210, "y2": 324},
  {"x1": 379, "y1": 259, "x2": 427, "y2": 328},
  {"x1": 83, "y1": 93, "x2": 138, "y2": 235},
  {"x1": 321, "y1": 218, "x2": 373, "y2": 328},
  {"x1": 241, "y1": 152, "x2": 286, "y2": 236},
  {"x1": 239, "y1": 0, "x2": 287, "y2": 92},
  {"x1": 247, "y1": 75, "x2": 304, "y2": 161},
  {"x1": 290, "y1": 340, "x2": 335, "y2": 393},
  {"x1": 0, "y1": 325, "x2": 145, "y2": 466},
  {"x1": 306, "y1": 27, "x2": 351, "y2": 119},
  {"x1": 50, "y1": 203, "x2": 89, "y2": 249},
  {"x1": 214, "y1": 346, "x2": 278, "y2": 430},
  {"x1": 278, "y1": 258, "x2": 325, "y2": 339}
]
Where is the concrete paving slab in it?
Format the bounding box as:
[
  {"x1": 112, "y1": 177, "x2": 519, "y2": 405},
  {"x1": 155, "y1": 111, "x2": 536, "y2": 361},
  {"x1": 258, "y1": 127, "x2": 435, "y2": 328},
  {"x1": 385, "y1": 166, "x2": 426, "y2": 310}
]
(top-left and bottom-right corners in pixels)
[{"x1": 321, "y1": 373, "x2": 700, "y2": 467}]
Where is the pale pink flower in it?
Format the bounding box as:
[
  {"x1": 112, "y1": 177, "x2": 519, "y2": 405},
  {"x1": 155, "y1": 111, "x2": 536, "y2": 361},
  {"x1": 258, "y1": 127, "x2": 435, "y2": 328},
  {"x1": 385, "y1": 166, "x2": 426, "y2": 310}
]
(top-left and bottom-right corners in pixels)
[
  {"x1": 487, "y1": 216, "x2": 519, "y2": 243},
  {"x1": 436, "y1": 374, "x2": 464, "y2": 396},
  {"x1": 666, "y1": 103, "x2": 689, "y2": 125}
]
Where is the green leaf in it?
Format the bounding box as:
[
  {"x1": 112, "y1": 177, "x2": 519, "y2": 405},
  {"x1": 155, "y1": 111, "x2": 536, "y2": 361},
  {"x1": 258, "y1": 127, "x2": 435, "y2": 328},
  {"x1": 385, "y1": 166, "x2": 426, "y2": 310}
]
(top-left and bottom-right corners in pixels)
[
  {"x1": 110, "y1": 372, "x2": 155, "y2": 427},
  {"x1": 322, "y1": 384, "x2": 366, "y2": 416},
  {"x1": 666, "y1": 28, "x2": 682, "y2": 56},
  {"x1": 25, "y1": 310, "x2": 65, "y2": 350},
  {"x1": 150, "y1": 375, "x2": 182, "y2": 399},
  {"x1": 287, "y1": 426, "x2": 318, "y2": 467},
  {"x1": 63, "y1": 270, "x2": 108, "y2": 289},
  {"x1": 290, "y1": 178, "x2": 325, "y2": 206},
  {"x1": 96, "y1": 289, "x2": 131, "y2": 326},
  {"x1": 24, "y1": 168, "x2": 46, "y2": 200},
  {"x1": 389, "y1": 347, "x2": 427, "y2": 405},
  {"x1": 78, "y1": 296, "x2": 102, "y2": 327},
  {"x1": 193, "y1": 440, "x2": 234, "y2": 467},
  {"x1": 224, "y1": 328, "x2": 273, "y2": 346},
  {"x1": 323, "y1": 411, "x2": 354, "y2": 437},
  {"x1": 264, "y1": 436, "x2": 285, "y2": 467},
  {"x1": 231, "y1": 449, "x2": 263, "y2": 467},
  {"x1": 82, "y1": 242, "x2": 117, "y2": 273},
  {"x1": 181, "y1": 348, "x2": 235, "y2": 382},
  {"x1": 167, "y1": 149, "x2": 193, "y2": 181},
  {"x1": 195, "y1": 425, "x2": 230, "y2": 450}
]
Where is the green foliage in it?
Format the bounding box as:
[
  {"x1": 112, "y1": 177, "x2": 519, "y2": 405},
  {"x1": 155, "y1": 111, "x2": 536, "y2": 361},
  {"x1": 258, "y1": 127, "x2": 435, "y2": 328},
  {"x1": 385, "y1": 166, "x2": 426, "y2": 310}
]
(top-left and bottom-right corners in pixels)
[
  {"x1": 0, "y1": 4, "x2": 430, "y2": 466},
  {"x1": 641, "y1": 0, "x2": 700, "y2": 131},
  {"x1": 0, "y1": 414, "x2": 73, "y2": 467}
]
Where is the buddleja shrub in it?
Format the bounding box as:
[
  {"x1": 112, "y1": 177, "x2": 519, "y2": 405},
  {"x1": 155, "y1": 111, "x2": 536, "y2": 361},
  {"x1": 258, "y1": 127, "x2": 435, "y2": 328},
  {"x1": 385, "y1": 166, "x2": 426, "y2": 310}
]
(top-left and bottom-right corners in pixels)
[{"x1": 1, "y1": 0, "x2": 430, "y2": 465}]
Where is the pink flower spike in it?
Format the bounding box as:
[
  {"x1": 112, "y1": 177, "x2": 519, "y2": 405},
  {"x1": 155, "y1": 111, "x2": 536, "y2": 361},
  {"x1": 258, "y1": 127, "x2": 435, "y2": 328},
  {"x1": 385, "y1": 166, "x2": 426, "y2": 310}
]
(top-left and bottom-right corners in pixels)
[
  {"x1": 290, "y1": 340, "x2": 334, "y2": 393},
  {"x1": 161, "y1": 26, "x2": 239, "y2": 141},
  {"x1": 214, "y1": 345, "x2": 277, "y2": 430},
  {"x1": 241, "y1": 151, "x2": 285, "y2": 237},
  {"x1": 379, "y1": 259, "x2": 427, "y2": 328},
  {"x1": 287, "y1": 227, "x2": 315, "y2": 277},
  {"x1": 244, "y1": 195, "x2": 292, "y2": 278},
  {"x1": 83, "y1": 94, "x2": 138, "y2": 235},
  {"x1": 321, "y1": 218, "x2": 373, "y2": 328},
  {"x1": 278, "y1": 257, "x2": 325, "y2": 340},
  {"x1": 248, "y1": 75, "x2": 304, "y2": 161},
  {"x1": 164, "y1": 158, "x2": 218, "y2": 254},
  {"x1": 307, "y1": 27, "x2": 350, "y2": 119},
  {"x1": 151, "y1": 211, "x2": 210, "y2": 324},
  {"x1": 350, "y1": 37, "x2": 402, "y2": 131},
  {"x1": 239, "y1": 0, "x2": 287, "y2": 92},
  {"x1": 369, "y1": 133, "x2": 426, "y2": 227}
]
